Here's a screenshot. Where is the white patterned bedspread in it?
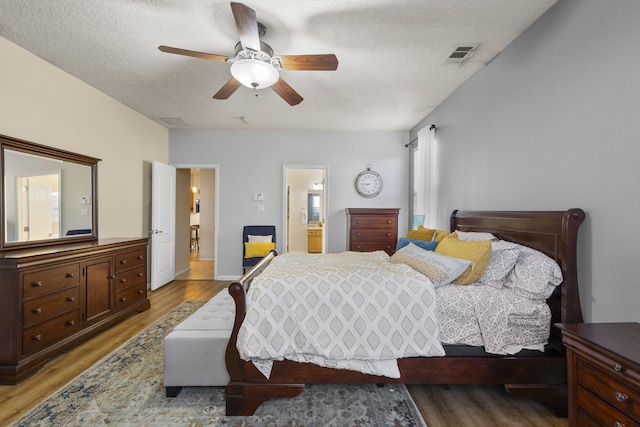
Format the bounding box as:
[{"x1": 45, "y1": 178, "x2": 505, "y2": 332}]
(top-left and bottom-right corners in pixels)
[
  {"x1": 435, "y1": 284, "x2": 551, "y2": 354},
  {"x1": 237, "y1": 251, "x2": 445, "y2": 378}
]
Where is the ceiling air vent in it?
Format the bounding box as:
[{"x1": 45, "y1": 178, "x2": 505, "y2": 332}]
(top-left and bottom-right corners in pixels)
[
  {"x1": 159, "y1": 117, "x2": 190, "y2": 127},
  {"x1": 446, "y1": 44, "x2": 479, "y2": 64}
]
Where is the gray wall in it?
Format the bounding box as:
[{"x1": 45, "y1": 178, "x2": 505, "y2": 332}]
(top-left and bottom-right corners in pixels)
[
  {"x1": 411, "y1": 0, "x2": 640, "y2": 323},
  {"x1": 169, "y1": 129, "x2": 409, "y2": 278}
]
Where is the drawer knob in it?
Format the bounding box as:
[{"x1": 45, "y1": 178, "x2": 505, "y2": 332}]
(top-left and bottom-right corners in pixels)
[
  {"x1": 108, "y1": 275, "x2": 116, "y2": 280},
  {"x1": 32, "y1": 281, "x2": 43, "y2": 287},
  {"x1": 137, "y1": 289, "x2": 144, "y2": 295},
  {"x1": 67, "y1": 320, "x2": 75, "y2": 326},
  {"x1": 120, "y1": 260, "x2": 127, "y2": 265},
  {"x1": 120, "y1": 297, "x2": 127, "y2": 302},
  {"x1": 120, "y1": 278, "x2": 127, "y2": 283},
  {"x1": 66, "y1": 273, "x2": 75, "y2": 278},
  {"x1": 137, "y1": 255, "x2": 143, "y2": 260},
  {"x1": 67, "y1": 297, "x2": 75, "y2": 302},
  {"x1": 33, "y1": 308, "x2": 42, "y2": 314},
  {"x1": 386, "y1": 220, "x2": 391, "y2": 224},
  {"x1": 386, "y1": 232, "x2": 391, "y2": 236},
  {"x1": 33, "y1": 334, "x2": 42, "y2": 341},
  {"x1": 615, "y1": 392, "x2": 629, "y2": 403},
  {"x1": 614, "y1": 422, "x2": 626, "y2": 427},
  {"x1": 613, "y1": 363, "x2": 623, "y2": 372},
  {"x1": 137, "y1": 273, "x2": 143, "y2": 277}
]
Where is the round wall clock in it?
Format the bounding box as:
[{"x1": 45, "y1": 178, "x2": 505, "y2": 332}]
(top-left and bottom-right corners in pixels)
[{"x1": 355, "y1": 166, "x2": 383, "y2": 198}]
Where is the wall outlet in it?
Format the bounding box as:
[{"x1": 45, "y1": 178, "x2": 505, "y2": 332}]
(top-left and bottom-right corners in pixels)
[
  {"x1": 80, "y1": 208, "x2": 89, "y2": 216},
  {"x1": 257, "y1": 205, "x2": 265, "y2": 212}
]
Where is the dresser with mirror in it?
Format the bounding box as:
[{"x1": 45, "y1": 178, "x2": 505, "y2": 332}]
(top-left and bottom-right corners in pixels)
[{"x1": 0, "y1": 134, "x2": 149, "y2": 384}]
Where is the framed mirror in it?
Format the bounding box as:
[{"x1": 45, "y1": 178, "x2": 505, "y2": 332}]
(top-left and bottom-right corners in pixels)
[{"x1": 1, "y1": 134, "x2": 100, "y2": 251}]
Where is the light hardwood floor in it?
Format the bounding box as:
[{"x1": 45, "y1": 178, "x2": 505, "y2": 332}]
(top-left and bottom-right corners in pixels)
[{"x1": 0, "y1": 279, "x2": 567, "y2": 426}]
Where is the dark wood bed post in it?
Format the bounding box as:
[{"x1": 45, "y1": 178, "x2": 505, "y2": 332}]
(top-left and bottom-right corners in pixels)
[{"x1": 225, "y1": 252, "x2": 305, "y2": 416}]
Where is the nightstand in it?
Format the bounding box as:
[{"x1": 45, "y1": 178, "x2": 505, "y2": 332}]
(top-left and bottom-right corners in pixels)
[{"x1": 557, "y1": 323, "x2": 640, "y2": 427}]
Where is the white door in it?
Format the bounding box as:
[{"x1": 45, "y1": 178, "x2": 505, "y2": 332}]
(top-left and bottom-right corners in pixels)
[{"x1": 151, "y1": 161, "x2": 176, "y2": 290}]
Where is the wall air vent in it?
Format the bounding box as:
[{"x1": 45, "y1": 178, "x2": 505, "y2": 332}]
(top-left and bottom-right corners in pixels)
[{"x1": 446, "y1": 44, "x2": 479, "y2": 64}]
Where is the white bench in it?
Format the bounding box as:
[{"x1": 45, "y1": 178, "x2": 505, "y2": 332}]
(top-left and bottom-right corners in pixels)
[{"x1": 164, "y1": 290, "x2": 235, "y2": 397}]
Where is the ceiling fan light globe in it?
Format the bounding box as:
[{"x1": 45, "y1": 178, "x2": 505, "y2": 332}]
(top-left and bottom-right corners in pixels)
[{"x1": 230, "y1": 59, "x2": 279, "y2": 89}]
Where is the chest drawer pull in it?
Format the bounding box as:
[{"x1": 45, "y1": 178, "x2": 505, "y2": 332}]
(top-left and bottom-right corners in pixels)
[
  {"x1": 33, "y1": 308, "x2": 42, "y2": 314},
  {"x1": 67, "y1": 296, "x2": 75, "y2": 302},
  {"x1": 613, "y1": 363, "x2": 623, "y2": 372},
  {"x1": 120, "y1": 278, "x2": 127, "y2": 283},
  {"x1": 614, "y1": 422, "x2": 626, "y2": 427},
  {"x1": 120, "y1": 260, "x2": 127, "y2": 265},
  {"x1": 33, "y1": 334, "x2": 42, "y2": 341},
  {"x1": 108, "y1": 275, "x2": 116, "y2": 280},
  {"x1": 32, "y1": 281, "x2": 43, "y2": 287},
  {"x1": 137, "y1": 272, "x2": 143, "y2": 277},
  {"x1": 615, "y1": 392, "x2": 629, "y2": 402},
  {"x1": 66, "y1": 273, "x2": 75, "y2": 278},
  {"x1": 120, "y1": 297, "x2": 127, "y2": 302},
  {"x1": 137, "y1": 289, "x2": 144, "y2": 295}
]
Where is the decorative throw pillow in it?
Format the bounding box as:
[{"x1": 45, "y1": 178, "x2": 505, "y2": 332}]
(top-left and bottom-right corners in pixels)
[
  {"x1": 504, "y1": 245, "x2": 563, "y2": 300},
  {"x1": 390, "y1": 242, "x2": 471, "y2": 287},
  {"x1": 248, "y1": 234, "x2": 272, "y2": 243},
  {"x1": 396, "y1": 237, "x2": 438, "y2": 252},
  {"x1": 406, "y1": 226, "x2": 449, "y2": 243},
  {"x1": 435, "y1": 233, "x2": 492, "y2": 285},
  {"x1": 244, "y1": 242, "x2": 276, "y2": 258},
  {"x1": 455, "y1": 231, "x2": 497, "y2": 242},
  {"x1": 476, "y1": 240, "x2": 521, "y2": 287}
]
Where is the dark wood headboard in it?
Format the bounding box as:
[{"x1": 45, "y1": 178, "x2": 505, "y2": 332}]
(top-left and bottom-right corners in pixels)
[{"x1": 450, "y1": 209, "x2": 585, "y2": 332}]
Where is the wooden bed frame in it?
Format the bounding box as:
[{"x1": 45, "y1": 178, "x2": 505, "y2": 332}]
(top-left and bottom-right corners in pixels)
[{"x1": 225, "y1": 209, "x2": 585, "y2": 416}]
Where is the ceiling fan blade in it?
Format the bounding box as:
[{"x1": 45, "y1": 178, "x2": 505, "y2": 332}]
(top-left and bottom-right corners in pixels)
[
  {"x1": 276, "y1": 54, "x2": 339, "y2": 71},
  {"x1": 213, "y1": 78, "x2": 242, "y2": 99},
  {"x1": 271, "y1": 78, "x2": 303, "y2": 106},
  {"x1": 158, "y1": 45, "x2": 229, "y2": 62},
  {"x1": 230, "y1": 2, "x2": 261, "y2": 52}
]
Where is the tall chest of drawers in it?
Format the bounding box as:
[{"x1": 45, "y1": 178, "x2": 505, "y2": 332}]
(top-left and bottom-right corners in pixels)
[
  {"x1": 0, "y1": 238, "x2": 149, "y2": 384},
  {"x1": 346, "y1": 208, "x2": 399, "y2": 256},
  {"x1": 558, "y1": 323, "x2": 640, "y2": 427}
]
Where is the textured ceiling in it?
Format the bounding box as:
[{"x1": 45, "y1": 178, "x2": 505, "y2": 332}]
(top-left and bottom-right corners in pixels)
[{"x1": 0, "y1": 0, "x2": 556, "y2": 131}]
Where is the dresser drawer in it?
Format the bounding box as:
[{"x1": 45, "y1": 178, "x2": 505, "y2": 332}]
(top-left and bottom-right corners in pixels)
[
  {"x1": 578, "y1": 358, "x2": 640, "y2": 421},
  {"x1": 115, "y1": 249, "x2": 145, "y2": 272},
  {"x1": 23, "y1": 287, "x2": 80, "y2": 328},
  {"x1": 23, "y1": 263, "x2": 81, "y2": 299},
  {"x1": 115, "y1": 265, "x2": 146, "y2": 291},
  {"x1": 350, "y1": 229, "x2": 396, "y2": 242},
  {"x1": 22, "y1": 309, "x2": 82, "y2": 357},
  {"x1": 577, "y1": 384, "x2": 638, "y2": 426},
  {"x1": 350, "y1": 215, "x2": 396, "y2": 229},
  {"x1": 350, "y1": 241, "x2": 395, "y2": 253},
  {"x1": 116, "y1": 283, "x2": 146, "y2": 311}
]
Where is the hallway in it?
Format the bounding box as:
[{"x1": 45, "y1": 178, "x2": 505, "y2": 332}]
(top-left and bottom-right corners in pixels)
[{"x1": 175, "y1": 251, "x2": 214, "y2": 280}]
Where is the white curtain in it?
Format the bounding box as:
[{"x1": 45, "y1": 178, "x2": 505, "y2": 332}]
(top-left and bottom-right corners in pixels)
[{"x1": 415, "y1": 125, "x2": 438, "y2": 228}]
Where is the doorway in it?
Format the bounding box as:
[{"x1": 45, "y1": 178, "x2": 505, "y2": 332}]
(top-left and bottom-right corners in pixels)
[
  {"x1": 283, "y1": 166, "x2": 328, "y2": 254},
  {"x1": 173, "y1": 165, "x2": 218, "y2": 280}
]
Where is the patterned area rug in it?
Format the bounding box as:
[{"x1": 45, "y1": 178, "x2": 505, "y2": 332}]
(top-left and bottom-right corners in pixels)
[{"x1": 12, "y1": 301, "x2": 427, "y2": 427}]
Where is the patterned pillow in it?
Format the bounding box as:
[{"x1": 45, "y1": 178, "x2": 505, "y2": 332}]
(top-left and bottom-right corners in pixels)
[
  {"x1": 504, "y1": 245, "x2": 563, "y2": 300},
  {"x1": 391, "y1": 242, "x2": 470, "y2": 287},
  {"x1": 248, "y1": 234, "x2": 272, "y2": 243},
  {"x1": 455, "y1": 231, "x2": 498, "y2": 242},
  {"x1": 476, "y1": 240, "x2": 521, "y2": 287}
]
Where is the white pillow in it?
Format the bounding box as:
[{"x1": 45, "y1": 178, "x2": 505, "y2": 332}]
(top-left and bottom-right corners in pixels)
[
  {"x1": 504, "y1": 245, "x2": 563, "y2": 300},
  {"x1": 248, "y1": 234, "x2": 272, "y2": 243},
  {"x1": 391, "y1": 242, "x2": 471, "y2": 287},
  {"x1": 476, "y1": 240, "x2": 521, "y2": 287},
  {"x1": 455, "y1": 231, "x2": 498, "y2": 241}
]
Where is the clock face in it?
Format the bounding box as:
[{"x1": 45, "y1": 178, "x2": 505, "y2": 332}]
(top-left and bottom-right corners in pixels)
[{"x1": 355, "y1": 170, "x2": 383, "y2": 197}]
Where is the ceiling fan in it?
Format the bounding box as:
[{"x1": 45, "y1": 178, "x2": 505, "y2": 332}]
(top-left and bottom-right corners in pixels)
[{"x1": 158, "y1": 2, "x2": 338, "y2": 106}]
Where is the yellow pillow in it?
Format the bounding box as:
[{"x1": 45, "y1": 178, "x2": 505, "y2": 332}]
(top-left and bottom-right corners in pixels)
[
  {"x1": 435, "y1": 233, "x2": 492, "y2": 284},
  {"x1": 244, "y1": 242, "x2": 275, "y2": 258},
  {"x1": 406, "y1": 226, "x2": 449, "y2": 243}
]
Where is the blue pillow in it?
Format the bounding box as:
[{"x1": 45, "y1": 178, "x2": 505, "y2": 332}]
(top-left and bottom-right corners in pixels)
[{"x1": 396, "y1": 237, "x2": 438, "y2": 252}]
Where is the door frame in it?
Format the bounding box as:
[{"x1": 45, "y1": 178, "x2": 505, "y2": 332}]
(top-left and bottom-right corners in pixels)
[
  {"x1": 173, "y1": 163, "x2": 220, "y2": 280},
  {"x1": 282, "y1": 165, "x2": 329, "y2": 254}
]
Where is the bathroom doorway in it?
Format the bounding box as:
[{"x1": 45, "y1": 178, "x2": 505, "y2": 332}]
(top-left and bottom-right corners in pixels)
[{"x1": 283, "y1": 166, "x2": 328, "y2": 254}]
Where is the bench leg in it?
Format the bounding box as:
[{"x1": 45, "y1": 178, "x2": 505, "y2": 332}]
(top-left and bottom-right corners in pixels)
[{"x1": 166, "y1": 386, "x2": 183, "y2": 397}]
